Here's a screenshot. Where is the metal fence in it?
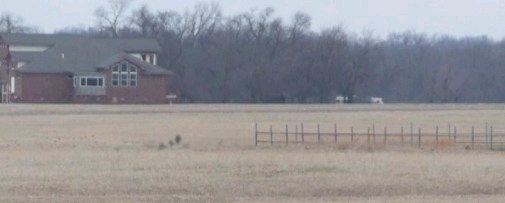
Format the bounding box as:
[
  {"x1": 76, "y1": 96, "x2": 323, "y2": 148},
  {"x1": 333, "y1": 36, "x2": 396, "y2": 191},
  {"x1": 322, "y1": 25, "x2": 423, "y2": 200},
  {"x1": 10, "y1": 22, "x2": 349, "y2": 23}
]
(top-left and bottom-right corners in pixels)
[{"x1": 254, "y1": 123, "x2": 505, "y2": 150}]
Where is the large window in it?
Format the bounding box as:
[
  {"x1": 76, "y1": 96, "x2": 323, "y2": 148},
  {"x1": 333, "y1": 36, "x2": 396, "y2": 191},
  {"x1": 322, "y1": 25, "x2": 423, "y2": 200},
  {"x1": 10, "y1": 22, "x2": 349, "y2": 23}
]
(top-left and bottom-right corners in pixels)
[
  {"x1": 79, "y1": 77, "x2": 104, "y2": 87},
  {"x1": 112, "y1": 65, "x2": 119, "y2": 86},
  {"x1": 112, "y1": 61, "x2": 138, "y2": 88},
  {"x1": 130, "y1": 65, "x2": 137, "y2": 87}
]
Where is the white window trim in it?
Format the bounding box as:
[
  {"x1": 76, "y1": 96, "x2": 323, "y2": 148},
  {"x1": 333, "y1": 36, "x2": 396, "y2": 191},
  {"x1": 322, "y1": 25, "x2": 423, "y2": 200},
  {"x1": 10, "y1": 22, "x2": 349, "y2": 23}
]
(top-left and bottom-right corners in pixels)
[{"x1": 10, "y1": 77, "x2": 15, "y2": 93}]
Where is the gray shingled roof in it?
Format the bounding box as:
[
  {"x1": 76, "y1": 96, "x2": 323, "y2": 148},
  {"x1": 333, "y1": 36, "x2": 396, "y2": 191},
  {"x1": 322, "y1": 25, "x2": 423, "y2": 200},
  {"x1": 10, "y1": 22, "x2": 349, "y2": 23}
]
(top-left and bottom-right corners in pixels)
[
  {"x1": 1, "y1": 33, "x2": 56, "y2": 46},
  {"x1": 0, "y1": 33, "x2": 168, "y2": 74},
  {"x1": 96, "y1": 52, "x2": 174, "y2": 75},
  {"x1": 10, "y1": 52, "x2": 40, "y2": 62}
]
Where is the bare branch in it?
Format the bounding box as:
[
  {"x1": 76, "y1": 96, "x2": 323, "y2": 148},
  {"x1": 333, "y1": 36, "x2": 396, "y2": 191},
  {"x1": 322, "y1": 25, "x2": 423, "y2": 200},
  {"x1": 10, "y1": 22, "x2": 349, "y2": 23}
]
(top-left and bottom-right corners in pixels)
[{"x1": 94, "y1": 0, "x2": 132, "y2": 37}]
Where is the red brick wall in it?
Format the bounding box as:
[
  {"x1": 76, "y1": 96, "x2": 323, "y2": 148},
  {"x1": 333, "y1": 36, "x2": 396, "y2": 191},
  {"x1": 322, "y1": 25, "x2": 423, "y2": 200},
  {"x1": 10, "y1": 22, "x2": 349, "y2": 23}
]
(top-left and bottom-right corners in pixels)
[
  {"x1": 14, "y1": 73, "x2": 73, "y2": 103},
  {"x1": 12, "y1": 60, "x2": 172, "y2": 104},
  {"x1": 104, "y1": 68, "x2": 168, "y2": 104}
]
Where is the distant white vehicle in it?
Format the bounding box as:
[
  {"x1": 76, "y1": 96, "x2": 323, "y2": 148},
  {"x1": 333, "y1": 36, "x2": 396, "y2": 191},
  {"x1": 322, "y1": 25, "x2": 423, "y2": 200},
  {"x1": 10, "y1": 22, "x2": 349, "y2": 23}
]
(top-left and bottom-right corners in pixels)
[
  {"x1": 335, "y1": 96, "x2": 348, "y2": 104},
  {"x1": 370, "y1": 97, "x2": 384, "y2": 104},
  {"x1": 336, "y1": 95, "x2": 384, "y2": 104}
]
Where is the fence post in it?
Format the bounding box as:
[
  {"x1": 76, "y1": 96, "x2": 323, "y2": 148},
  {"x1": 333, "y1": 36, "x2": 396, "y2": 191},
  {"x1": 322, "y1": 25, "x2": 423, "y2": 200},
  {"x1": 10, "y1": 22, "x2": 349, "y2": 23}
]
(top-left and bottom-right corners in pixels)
[
  {"x1": 270, "y1": 125, "x2": 273, "y2": 145},
  {"x1": 317, "y1": 124, "x2": 321, "y2": 143},
  {"x1": 367, "y1": 127, "x2": 371, "y2": 144},
  {"x1": 410, "y1": 123, "x2": 414, "y2": 146},
  {"x1": 373, "y1": 123, "x2": 376, "y2": 145},
  {"x1": 285, "y1": 124, "x2": 289, "y2": 146},
  {"x1": 453, "y1": 126, "x2": 457, "y2": 143},
  {"x1": 351, "y1": 127, "x2": 354, "y2": 147},
  {"x1": 490, "y1": 125, "x2": 494, "y2": 150},
  {"x1": 301, "y1": 123, "x2": 304, "y2": 143},
  {"x1": 436, "y1": 125, "x2": 439, "y2": 148},
  {"x1": 418, "y1": 128, "x2": 422, "y2": 148},
  {"x1": 401, "y1": 127, "x2": 404, "y2": 144},
  {"x1": 334, "y1": 124, "x2": 338, "y2": 143},
  {"x1": 448, "y1": 122, "x2": 451, "y2": 139},
  {"x1": 255, "y1": 123, "x2": 258, "y2": 147},
  {"x1": 485, "y1": 122, "x2": 489, "y2": 148},
  {"x1": 472, "y1": 126, "x2": 475, "y2": 149},
  {"x1": 295, "y1": 125, "x2": 298, "y2": 143},
  {"x1": 384, "y1": 127, "x2": 387, "y2": 145}
]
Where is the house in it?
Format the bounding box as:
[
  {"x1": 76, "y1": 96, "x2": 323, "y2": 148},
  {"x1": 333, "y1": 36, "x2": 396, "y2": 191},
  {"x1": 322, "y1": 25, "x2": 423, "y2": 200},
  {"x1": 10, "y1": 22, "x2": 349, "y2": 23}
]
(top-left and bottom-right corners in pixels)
[{"x1": 0, "y1": 33, "x2": 178, "y2": 104}]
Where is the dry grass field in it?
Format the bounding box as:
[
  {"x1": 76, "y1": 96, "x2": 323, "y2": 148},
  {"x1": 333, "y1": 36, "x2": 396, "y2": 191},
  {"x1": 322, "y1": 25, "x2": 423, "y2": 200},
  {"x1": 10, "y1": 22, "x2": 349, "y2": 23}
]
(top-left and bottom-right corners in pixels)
[{"x1": 2, "y1": 104, "x2": 505, "y2": 202}]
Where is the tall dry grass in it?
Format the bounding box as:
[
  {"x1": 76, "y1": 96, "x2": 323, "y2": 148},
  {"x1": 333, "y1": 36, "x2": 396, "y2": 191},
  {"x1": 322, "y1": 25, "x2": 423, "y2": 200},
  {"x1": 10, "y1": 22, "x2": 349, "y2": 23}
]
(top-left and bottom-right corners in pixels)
[{"x1": 0, "y1": 104, "x2": 505, "y2": 202}]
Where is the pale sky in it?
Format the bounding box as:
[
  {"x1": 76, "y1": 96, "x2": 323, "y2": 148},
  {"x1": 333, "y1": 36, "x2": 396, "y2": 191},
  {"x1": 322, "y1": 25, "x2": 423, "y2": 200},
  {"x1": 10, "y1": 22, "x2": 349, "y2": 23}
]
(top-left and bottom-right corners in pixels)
[{"x1": 3, "y1": 0, "x2": 505, "y2": 40}]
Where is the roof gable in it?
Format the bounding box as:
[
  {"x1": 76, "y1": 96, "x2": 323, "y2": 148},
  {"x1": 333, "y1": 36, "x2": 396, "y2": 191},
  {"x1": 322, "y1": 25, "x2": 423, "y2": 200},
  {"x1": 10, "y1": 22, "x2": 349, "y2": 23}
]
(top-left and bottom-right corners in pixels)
[{"x1": 97, "y1": 52, "x2": 174, "y2": 75}]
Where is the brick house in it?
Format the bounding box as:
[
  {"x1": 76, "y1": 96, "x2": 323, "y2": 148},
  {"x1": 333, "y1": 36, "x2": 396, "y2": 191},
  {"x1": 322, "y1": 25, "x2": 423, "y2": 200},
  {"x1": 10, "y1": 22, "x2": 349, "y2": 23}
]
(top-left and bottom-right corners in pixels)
[{"x1": 0, "y1": 33, "x2": 178, "y2": 104}]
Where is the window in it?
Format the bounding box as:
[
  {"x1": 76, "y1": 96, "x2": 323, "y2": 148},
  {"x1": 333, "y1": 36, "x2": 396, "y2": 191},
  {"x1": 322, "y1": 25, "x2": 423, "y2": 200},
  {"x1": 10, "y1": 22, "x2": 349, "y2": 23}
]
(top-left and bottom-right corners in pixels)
[
  {"x1": 130, "y1": 65, "x2": 137, "y2": 87},
  {"x1": 87, "y1": 78, "x2": 98, "y2": 86},
  {"x1": 111, "y1": 61, "x2": 139, "y2": 88},
  {"x1": 79, "y1": 77, "x2": 105, "y2": 87},
  {"x1": 121, "y1": 62, "x2": 128, "y2": 72},
  {"x1": 120, "y1": 62, "x2": 129, "y2": 87},
  {"x1": 121, "y1": 73, "x2": 128, "y2": 87},
  {"x1": 149, "y1": 54, "x2": 154, "y2": 64},
  {"x1": 112, "y1": 65, "x2": 119, "y2": 86}
]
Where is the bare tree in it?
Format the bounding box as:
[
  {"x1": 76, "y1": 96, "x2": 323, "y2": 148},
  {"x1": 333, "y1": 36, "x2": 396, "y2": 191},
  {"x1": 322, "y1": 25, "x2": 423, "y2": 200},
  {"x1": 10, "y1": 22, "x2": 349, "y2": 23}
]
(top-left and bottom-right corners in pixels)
[
  {"x1": 129, "y1": 4, "x2": 155, "y2": 37},
  {"x1": 310, "y1": 26, "x2": 348, "y2": 102},
  {"x1": 289, "y1": 11, "x2": 311, "y2": 46},
  {"x1": 54, "y1": 2, "x2": 505, "y2": 103},
  {"x1": 0, "y1": 12, "x2": 39, "y2": 33},
  {"x1": 94, "y1": 0, "x2": 132, "y2": 37},
  {"x1": 183, "y1": 1, "x2": 222, "y2": 47},
  {"x1": 339, "y1": 30, "x2": 377, "y2": 103},
  {"x1": 241, "y1": 7, "x2": 286, "y2": 102},
  {"x1": 155, "y1": 11, "x2": 188, "y2": 69}
]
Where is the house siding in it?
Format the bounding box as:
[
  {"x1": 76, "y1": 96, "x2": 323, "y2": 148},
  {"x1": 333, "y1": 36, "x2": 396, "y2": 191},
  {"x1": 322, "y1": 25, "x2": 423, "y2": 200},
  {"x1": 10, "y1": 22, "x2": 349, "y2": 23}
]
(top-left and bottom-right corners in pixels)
[
  {"x1": 104, "y1": 68, "x2": 168, "y2": 104},
  {"x1": 13, "y1": 71, "x2": 169, "y2": 104},
  {"x1": 14, "y1": 72, "x2": 73, "y2": 103}
]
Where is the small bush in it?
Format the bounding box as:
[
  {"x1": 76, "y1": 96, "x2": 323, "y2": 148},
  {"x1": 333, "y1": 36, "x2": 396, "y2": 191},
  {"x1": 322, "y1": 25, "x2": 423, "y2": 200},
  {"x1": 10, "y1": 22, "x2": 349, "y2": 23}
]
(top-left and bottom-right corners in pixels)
[
  {"x1": 175, "y1": 134, "x2": 182, "y2": 144},
  {"x1": 158, "y1": 142, "x2": 167, "y2": 150},
  {"x1": 337, "y1": 144, "x2": 350, "y2": 150}
]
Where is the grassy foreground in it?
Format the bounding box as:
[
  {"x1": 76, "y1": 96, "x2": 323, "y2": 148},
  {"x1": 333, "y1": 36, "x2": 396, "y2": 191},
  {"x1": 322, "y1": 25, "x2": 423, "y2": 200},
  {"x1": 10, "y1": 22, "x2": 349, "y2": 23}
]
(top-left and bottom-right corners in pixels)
[{"x1": 1, "y1": 104, "x2": 505, "y2": 202}]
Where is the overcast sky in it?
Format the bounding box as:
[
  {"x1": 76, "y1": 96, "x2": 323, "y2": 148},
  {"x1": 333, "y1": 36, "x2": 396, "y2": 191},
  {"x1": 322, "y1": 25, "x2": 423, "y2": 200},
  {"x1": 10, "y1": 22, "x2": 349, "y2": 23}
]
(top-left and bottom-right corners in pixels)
[{"x1": 3, "y1": 0, "x2": 505, "y2": 40}]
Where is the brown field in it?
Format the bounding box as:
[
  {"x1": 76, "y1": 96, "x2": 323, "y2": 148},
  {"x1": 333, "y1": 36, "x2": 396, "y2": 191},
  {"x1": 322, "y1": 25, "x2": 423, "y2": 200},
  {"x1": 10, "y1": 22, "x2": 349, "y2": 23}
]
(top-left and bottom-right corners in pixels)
[{"x1": 1, "y1": 104, "x2": 505, "y2": 202}]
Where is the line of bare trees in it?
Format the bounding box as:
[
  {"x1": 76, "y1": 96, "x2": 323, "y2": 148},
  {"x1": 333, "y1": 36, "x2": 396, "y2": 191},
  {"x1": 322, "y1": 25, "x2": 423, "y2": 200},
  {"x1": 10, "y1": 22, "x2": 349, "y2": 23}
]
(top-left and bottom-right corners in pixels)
[{"x1": 3, "y1": 0, "x2": 505, "y2": 103}]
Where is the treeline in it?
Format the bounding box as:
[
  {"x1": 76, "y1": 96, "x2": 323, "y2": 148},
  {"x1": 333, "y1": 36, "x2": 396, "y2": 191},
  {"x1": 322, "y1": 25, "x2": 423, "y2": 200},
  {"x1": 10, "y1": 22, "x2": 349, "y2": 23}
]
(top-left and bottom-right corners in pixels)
[{"x1": 2, "y1": 1, "x2": 505, "y2": 103}]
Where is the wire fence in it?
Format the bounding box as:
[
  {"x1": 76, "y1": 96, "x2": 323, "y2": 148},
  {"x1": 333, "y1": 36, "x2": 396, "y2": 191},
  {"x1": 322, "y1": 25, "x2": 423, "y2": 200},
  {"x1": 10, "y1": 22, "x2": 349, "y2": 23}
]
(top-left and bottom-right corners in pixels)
[{"x1": 254, "y1": 122, "x2": 505, "y2": 150}]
